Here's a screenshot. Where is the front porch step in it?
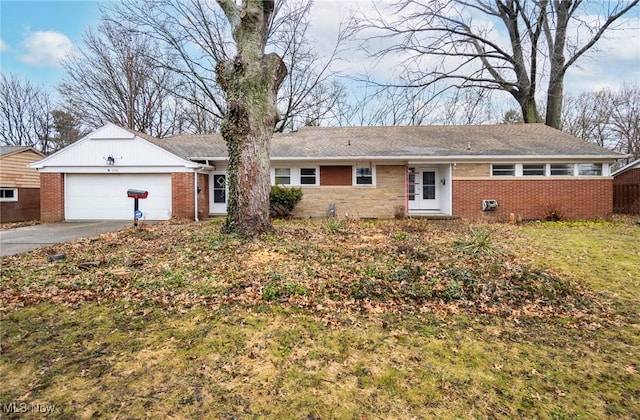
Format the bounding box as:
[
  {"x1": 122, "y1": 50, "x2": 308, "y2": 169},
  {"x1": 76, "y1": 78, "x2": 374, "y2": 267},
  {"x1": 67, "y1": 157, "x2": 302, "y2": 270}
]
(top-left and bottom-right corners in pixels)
[{"x1": 408, "y1": 213, "x2": 460, "y2": 220}]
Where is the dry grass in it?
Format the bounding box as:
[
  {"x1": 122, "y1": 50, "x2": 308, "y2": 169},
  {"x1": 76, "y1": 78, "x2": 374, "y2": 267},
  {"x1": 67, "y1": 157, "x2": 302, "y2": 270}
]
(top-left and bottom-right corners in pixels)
[{"x1": 1, "y1": 218, "x2": 638, "y2": 418}]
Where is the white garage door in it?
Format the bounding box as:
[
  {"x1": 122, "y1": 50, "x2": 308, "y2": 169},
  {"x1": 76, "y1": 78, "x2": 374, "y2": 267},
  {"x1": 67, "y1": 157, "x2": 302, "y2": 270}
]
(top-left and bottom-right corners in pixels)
[{"x1": 66, "y1": 174, "x2": 172, "y2": 220}]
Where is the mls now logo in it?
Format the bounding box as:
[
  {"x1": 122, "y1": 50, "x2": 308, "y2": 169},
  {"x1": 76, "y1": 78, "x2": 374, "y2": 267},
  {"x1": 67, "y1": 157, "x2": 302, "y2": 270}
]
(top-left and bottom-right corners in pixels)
[{"x1": 3, "y1": 402, "x2": 56, "y2": 414}]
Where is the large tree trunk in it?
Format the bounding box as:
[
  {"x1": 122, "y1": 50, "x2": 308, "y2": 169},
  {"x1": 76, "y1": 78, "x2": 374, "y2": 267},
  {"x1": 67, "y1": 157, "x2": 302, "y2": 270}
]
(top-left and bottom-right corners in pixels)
[
  {"x1": 545, "y1": 0, "x2": 570, "y2": 129},
  {"x1": 216, "y1": 0, "x2": 287, "y2": 236}
]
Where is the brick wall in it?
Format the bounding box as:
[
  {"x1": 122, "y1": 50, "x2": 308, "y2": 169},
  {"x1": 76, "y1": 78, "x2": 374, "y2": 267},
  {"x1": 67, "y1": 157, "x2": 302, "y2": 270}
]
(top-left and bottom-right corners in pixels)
[
  {"x1": 0, "y1": 188, "x2": 40, "y2": 222},
  {"x1": 453, "y1": 178, "x2": 613, "y2": 221},
  {"x1": 40, "y1": 173, "x2": 65, "y2": 222},
  {"x1": 292, "y1": 165, "x2": 406, "y2": 219},
  {"x1": 172, "y1": 172, "x2": 195, "y2": 219},
  {"x1": 197, "y1": 173, "x2": 209, "y2": 220}
]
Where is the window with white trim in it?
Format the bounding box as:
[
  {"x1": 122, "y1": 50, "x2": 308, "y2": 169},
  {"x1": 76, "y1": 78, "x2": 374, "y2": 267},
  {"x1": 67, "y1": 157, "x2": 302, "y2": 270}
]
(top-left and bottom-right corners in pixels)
[
  {"x1": 0, "y1": 188, "x2": 17, "y2": 202},
  {"x1": 300, "y1": 168, "x2": 317, "y2": 185},
  {"x1": 355, "y1": 166, "x2": 373, "y2": 185},
  {"x1": 523, "y1": 164, "x2": 545, "y2": 176},
  {"x1": 492, "y1": 164, "x2": 515, "y2": 176},
  {"x1": 274, "y1": 168, "x2": 291, "y2": 185},
  {"x1": 578, "y1": 163, "x2": 602, "y2": 176},
  {"x1": 550, "y1": 164, "x2": 574, "y2": 176}
]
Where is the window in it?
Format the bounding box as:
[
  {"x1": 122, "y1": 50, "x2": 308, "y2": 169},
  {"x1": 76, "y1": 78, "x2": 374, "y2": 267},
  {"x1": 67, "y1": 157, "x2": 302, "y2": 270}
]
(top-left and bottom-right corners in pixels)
[
  {"x1": 213, "y1": 175, "x2": 226, "y2": 204},
  {"x1": 523, "y1": 164, "x2": 545, "y2": 176},
  {"x1": 492, "y1": 164, "x2": 515, "y2": 176},
  {"x1": 550, "y1": 164, "x2": 574, "y2": 176},
  {"x1": 422, "y1": 171, "x2": 436, "y2": 199},
  {"x1": 274, "y1": 168, "x2": 291, "y2": 185},
  {"x1": 0, "y1": 188, "x2": 17, "y2": 202},
  {"x1": 578, "y1": 163, "x2": 602, "y2": 176},
  {"x1": 407, "y1": 168, "x2": 416, "y2": 201},
  {"x1": 320, "y1": 166, "x2": 352, "y2": 186},
  {"x1": 300, "y1": 168, "x2": 317, "y2": 185},
  {"x1": 356, "y1": 166, "x2": 373, "y2": 185}
]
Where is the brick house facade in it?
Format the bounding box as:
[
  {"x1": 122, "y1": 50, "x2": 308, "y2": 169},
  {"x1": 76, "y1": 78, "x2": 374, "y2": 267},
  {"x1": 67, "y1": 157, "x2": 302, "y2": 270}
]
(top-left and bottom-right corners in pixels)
[{"x1": 30, "y1": 123, "x2": 625, "y2": 222}]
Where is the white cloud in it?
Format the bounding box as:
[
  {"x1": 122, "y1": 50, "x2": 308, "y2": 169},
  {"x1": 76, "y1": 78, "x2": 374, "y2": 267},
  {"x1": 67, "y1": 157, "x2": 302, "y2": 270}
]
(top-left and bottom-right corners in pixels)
[
  {"x1": 19, "y1": 30, "x2": 74, "y2": 67},
  {"x1": 0, "y1": 40, "x2": 8, "y2": 52}
]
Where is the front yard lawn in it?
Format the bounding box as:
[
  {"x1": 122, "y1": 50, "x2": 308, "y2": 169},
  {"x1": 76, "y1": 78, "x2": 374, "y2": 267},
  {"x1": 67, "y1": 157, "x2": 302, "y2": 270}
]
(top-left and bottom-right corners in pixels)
[{"x1": 1, "y1": 218, "x2": 638, "y2": 418}]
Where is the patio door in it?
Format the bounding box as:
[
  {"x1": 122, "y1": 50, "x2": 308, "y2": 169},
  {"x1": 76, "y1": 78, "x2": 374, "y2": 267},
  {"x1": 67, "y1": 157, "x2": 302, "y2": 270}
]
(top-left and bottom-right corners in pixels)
[{"x1": 408, "y1": 167, "x2": 441, "y2": 211}]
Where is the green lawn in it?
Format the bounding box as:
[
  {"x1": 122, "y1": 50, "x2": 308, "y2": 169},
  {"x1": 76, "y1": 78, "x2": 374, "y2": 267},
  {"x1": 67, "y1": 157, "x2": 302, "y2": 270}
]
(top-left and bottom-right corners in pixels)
[{"x1": 1, "y1": 219, "x2": 638, "y2": 418}]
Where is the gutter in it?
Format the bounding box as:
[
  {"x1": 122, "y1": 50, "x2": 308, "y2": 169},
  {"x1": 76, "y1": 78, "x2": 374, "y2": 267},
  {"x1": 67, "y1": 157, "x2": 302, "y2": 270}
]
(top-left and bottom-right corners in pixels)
[{"x1": 194, "y1": 166, "x2": 203, "y2": 222}]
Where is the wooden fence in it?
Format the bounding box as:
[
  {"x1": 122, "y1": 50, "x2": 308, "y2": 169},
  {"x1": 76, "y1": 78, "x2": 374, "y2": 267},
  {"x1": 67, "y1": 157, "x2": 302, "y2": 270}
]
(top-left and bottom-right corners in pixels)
[{"x1": 614, "y1": 184, "x2": 640, "y2": 214}]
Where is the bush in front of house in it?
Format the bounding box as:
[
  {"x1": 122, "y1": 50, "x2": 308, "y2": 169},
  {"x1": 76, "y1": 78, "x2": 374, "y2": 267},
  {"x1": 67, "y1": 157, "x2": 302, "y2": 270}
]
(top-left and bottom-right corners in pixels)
[{"x1": 270, "y1": 186, "x2": 303, "y2": 219}]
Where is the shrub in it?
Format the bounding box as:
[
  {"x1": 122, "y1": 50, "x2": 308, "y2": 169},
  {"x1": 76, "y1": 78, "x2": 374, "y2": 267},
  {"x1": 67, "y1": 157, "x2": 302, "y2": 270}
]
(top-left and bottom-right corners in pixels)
[
  {"x1": 452, "y1": 226, "x2": 502, "y2": 256},
  {"x1": 270, "y1": 186, "x2": 303, "y2": 219}
]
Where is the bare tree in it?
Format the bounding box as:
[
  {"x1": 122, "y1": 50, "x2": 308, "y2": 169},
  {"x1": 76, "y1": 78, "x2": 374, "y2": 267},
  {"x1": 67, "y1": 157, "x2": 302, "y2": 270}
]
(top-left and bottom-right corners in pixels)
[
  {"x1": 609, "y1": 84, "x2": 640, "y2": 161},
  {"x1": 562, "y1": 85, "x2": 640, "y2": 161},
  {"x1": 271, "y1": 0, "x2": 347, "y2": 131},
  {"x1": 59, "y1": 20, "x2": 181, "y2": 136},
  {"x1": 215, "y1": 0, "x2": 287, "y2": 235},
  {"x1": 351, "y1": 0, "x2": 639, "y2": 128},
  {"x1": 0, "y1": 73, "x2": 55, "y2": 154},
  {"x1": 562, "y1": 89, "x2": 613, "y2": 147},
  {"x1": 107, "y1": 0, "x2": 353, "y2": 234}
]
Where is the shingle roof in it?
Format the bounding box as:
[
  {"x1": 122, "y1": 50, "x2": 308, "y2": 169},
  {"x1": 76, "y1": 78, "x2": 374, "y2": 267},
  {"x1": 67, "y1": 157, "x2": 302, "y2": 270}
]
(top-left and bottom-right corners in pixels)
[
  {"x1": 611, "y1": 158, "x2": 640, "y2": 176},
  {"x1": 0, "y1": 146, "x2": 44, "y2": 158},
  {"x1": 148, "y1": 124, "x2": 623, "y2": 161}
]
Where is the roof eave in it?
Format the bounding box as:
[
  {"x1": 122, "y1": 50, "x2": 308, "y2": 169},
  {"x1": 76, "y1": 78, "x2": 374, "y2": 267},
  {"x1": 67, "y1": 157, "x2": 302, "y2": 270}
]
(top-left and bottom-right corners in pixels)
[{"x1": 268, "y1": 154, "x2": 625, "y2": 162}]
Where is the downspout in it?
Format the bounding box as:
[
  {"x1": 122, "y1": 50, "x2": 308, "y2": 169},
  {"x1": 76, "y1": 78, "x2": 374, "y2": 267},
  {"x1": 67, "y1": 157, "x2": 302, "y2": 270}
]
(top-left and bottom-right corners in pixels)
[
  {"x1": 405, "y1": 164, "x2": 409, "y2": 218},
  {"x1": 194, "y1": 166, "x2": 203, "y2": 222}
]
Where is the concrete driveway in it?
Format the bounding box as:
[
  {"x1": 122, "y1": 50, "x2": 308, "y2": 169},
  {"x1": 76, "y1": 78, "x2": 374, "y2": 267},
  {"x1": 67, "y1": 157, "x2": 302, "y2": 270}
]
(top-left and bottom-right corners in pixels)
[{"x1": 0, "y1": 221, "x2": 132, "y2": 257}]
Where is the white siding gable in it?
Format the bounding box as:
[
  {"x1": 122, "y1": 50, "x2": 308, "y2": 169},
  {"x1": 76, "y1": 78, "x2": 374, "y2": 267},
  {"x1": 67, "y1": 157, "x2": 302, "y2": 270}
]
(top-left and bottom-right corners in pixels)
[{"x1": 31, "y1": 123, "x2": 198, "y2": 173}]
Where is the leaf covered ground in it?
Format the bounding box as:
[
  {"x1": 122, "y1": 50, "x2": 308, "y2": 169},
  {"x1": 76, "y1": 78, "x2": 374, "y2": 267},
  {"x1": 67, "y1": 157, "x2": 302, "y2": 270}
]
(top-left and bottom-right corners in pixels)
[
  {"x1": 1, "y1": 218, "x2": 639, "y2": 418},
  {"x1": 0, "y1": 219, "x2": 607, "y2": 323}
]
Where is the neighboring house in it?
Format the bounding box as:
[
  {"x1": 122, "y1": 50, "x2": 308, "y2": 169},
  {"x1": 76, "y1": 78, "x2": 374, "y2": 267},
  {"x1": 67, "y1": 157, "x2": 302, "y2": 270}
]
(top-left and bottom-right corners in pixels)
[
  {"x1": 612, "y1": 158, "x2": 640, "y2": 215},
  {"x1": 0, "y1": 146, "x2": 45, "y2": 223},
  {"x1": 29, "y1": 123, "x2": 625, "y2": 222}
]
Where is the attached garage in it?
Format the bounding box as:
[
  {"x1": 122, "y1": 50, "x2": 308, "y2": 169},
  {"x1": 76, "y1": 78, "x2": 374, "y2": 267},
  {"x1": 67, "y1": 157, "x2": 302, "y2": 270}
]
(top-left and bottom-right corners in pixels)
[
  {"x1": 29, "y1": 123, "x2": 212, "y2": 223},
  {"x1": 65, "y1": 173, "x2": 172, "y2": 220}
]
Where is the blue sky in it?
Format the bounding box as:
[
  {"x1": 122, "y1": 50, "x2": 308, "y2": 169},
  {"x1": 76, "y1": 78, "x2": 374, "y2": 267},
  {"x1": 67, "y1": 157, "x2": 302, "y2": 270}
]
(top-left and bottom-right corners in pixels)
[
  {"x1": 1, "y1": 1, "x2": 103, "y2": 88},
  {"x1": 1, "y1": 0, "x2": 639, "y2": 101}
]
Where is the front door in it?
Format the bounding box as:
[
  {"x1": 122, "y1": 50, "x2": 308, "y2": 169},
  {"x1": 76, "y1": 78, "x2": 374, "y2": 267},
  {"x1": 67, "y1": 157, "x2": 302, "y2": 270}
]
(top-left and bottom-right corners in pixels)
[
  {"x1": 210, "y1": 173, "x2": 227, "y2": 214},
  {"x1": 408, "y1": 167, "x2": 441, "y2": 211}
]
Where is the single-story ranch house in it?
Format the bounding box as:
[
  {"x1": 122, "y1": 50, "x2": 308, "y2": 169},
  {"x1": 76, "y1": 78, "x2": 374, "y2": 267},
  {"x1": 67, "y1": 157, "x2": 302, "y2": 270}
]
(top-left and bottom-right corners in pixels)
[
  {"x1": 29, "y1": 123, "x2": 625, "y2": 222},
  {"x1": 1, "y1": 146, "x2": 45, "y2": 222}
]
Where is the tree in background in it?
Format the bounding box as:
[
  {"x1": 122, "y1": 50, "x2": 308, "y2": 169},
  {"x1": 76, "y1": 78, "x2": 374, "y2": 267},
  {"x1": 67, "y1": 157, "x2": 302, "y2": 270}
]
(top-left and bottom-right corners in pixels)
[
  {"x1": 563, "y1": 85, "x2": 640, "y2": 162},
  {"x1": 271, "y1": 0, "x2": 347, "y2": 131},
  {"x1": 50, "y1": 110, "x2": 87, "y2": 152},
  {"x1": 350, "y1": 0, "x2": 639, "y2": 128},
  {"x1": 0, "y1": 73, "x2": 55, "y2": 154},
  {"x1": 59, "y1": 20, "x2": 182, "y2": 137}
]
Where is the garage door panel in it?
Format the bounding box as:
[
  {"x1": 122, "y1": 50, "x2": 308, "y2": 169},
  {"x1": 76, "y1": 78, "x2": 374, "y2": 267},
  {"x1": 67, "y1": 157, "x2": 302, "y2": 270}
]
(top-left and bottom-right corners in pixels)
[{"x1": 66, "y1": 174, "x2": 172, "y2": 220}]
